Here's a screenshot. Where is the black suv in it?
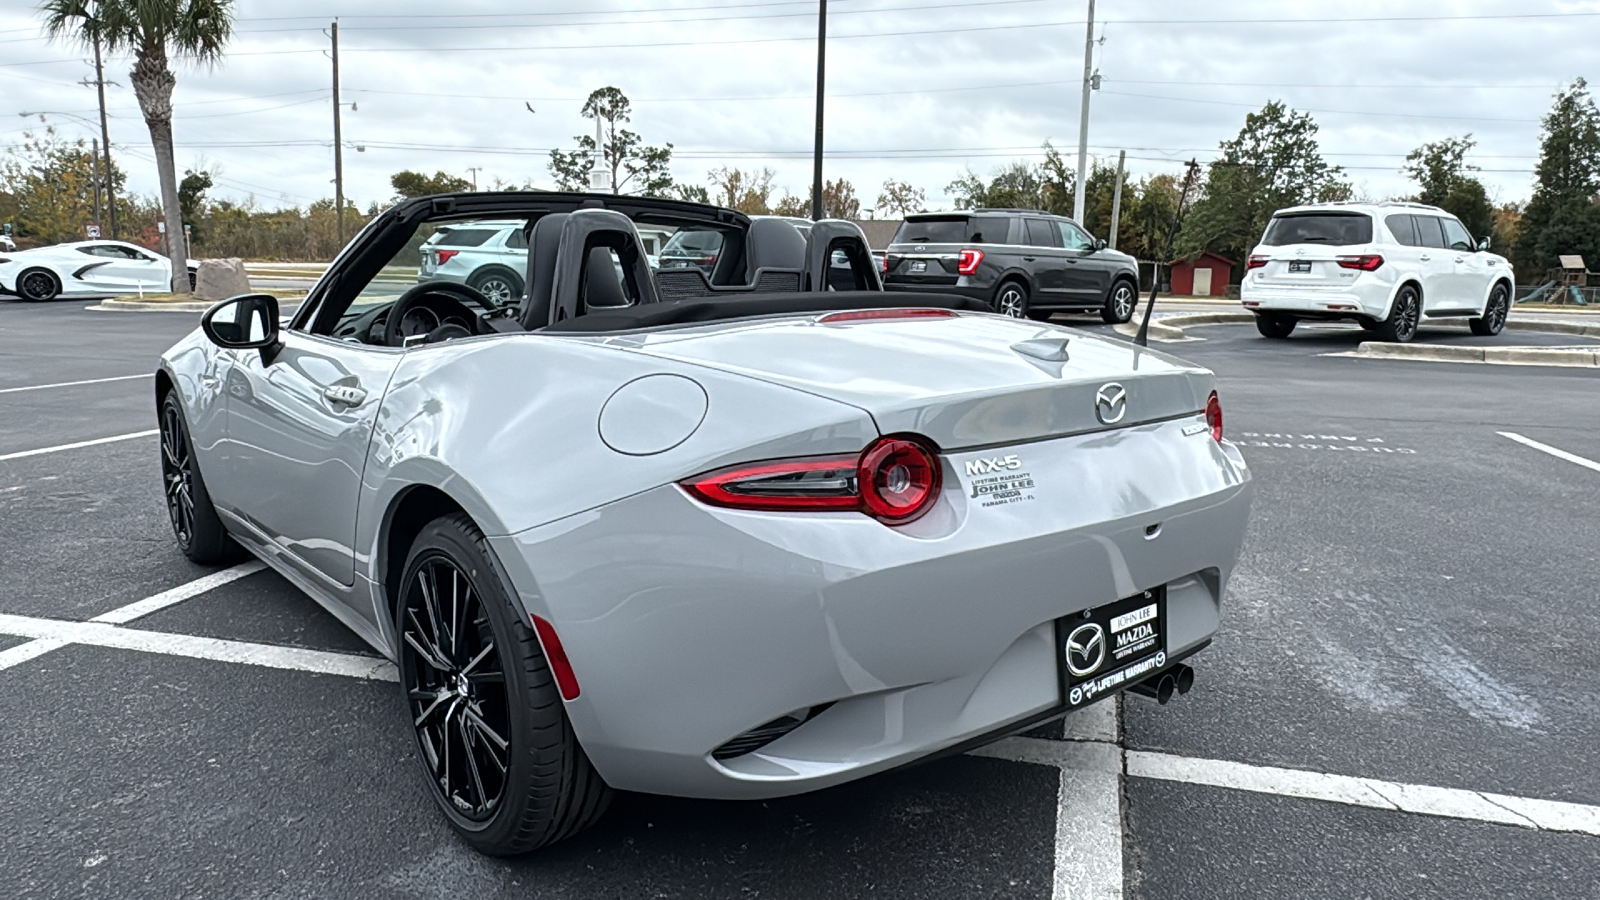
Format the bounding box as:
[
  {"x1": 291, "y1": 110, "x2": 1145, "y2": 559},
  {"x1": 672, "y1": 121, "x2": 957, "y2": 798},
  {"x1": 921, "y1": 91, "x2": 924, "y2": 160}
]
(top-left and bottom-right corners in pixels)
[{"x1": 883, "y1": 209, "x2": 1140, "y2": 323}]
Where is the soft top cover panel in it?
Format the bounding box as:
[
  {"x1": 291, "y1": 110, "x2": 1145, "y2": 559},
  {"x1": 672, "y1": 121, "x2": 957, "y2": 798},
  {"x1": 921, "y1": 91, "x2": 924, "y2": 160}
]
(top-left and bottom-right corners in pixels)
[{"x1": 542, "y1": 291, "x2": 993, "y2": 333}]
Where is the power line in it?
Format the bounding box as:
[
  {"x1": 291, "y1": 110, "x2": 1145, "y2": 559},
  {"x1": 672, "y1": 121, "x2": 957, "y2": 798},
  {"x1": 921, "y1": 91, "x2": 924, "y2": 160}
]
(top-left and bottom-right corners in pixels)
[
  {"x1": 346, "y1": 77, "x2": 1080, "y2": 104},
  {"x1": 1107, "y1": 79, "x2": 1569, "y2": 91},
  {"x1": 1100, "y1": 90, "x2": 1539, "y2": 124}
]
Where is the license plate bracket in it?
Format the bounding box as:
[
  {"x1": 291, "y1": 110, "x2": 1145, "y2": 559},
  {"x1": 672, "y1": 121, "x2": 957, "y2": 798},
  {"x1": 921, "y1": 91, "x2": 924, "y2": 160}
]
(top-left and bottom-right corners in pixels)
[
  {"x1": 1288, "y1": 260, "x2": 1312, "y2": 273},
  {"x1": 1057, "y1": 588, "x2": 1168, "y2": 708},
  {"x1": 910, "y1": 260, "x2": 927, "y2": 273}
]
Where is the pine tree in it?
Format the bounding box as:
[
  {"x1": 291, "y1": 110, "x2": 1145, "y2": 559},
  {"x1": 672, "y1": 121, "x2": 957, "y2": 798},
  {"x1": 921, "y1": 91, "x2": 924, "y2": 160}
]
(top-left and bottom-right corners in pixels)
[{"x1": 1516, "y1": 79, "x2": 1600, "y2": 274}]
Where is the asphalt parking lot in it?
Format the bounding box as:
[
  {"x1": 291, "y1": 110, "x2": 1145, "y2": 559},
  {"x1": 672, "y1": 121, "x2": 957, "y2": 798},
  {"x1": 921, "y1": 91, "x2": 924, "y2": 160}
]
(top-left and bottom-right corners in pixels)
[{"x1": 2, "y1": 298, "x2": 1597, "y2": 899}]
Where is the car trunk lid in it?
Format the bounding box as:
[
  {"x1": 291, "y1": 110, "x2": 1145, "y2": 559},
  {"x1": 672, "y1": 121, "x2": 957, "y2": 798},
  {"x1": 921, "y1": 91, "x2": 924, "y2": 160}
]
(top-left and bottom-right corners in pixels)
[{"x1": 606, "y1": 313, "x2": 1212, "y2": 450}]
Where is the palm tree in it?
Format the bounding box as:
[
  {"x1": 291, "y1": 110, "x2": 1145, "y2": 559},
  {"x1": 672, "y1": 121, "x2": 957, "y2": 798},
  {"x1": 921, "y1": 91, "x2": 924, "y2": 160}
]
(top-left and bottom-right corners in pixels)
[{"x1": 42, "y1": 0, "x2": 233, "y2": 292}]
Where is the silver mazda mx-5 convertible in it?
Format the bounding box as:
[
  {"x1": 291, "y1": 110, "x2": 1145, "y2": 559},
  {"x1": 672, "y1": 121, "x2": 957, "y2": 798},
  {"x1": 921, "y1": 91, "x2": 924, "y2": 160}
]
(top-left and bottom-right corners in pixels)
[{"x1": 155, "y1": 191, "x2": 1252, "y2": 855}]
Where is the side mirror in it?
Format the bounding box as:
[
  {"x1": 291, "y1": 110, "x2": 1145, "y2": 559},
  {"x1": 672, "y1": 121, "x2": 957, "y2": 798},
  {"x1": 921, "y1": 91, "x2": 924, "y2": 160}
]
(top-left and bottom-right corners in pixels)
[
  {"x1": 1476, "y1": 236, "x2": 1492, "y2": 252},
  {"x1": 201, "y1": 293, "x2": 280, "y2": 352},
  {"x1": 1093, "y1": 238, "x2": 1108, "y2": 251}
]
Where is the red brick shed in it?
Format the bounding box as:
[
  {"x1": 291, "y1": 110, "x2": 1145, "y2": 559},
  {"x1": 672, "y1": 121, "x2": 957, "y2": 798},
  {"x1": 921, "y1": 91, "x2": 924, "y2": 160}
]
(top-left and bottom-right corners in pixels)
[{"x1": 1167, "y1": 251, "x2": 1235, "y2": 297}]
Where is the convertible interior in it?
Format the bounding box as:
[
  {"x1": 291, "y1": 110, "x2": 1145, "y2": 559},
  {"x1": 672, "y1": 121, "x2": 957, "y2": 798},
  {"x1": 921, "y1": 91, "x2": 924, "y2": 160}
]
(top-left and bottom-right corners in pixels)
[{"x1": 309, "y1": 194, "x2": 989, "y2": 347}]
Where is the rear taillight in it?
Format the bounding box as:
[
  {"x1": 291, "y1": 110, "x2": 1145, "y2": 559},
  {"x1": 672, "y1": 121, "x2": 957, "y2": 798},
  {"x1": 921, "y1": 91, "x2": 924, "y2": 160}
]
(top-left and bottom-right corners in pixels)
[
  {"x1": 435, "y1": 249, "x2": 460, "y2": 265},
  {"x1": 1205, "y1": 391, "x2": 1223, "y2": 443},
  {"x1": 682, "y1": 435, "x2": 942, "y2": 525},
  {"x1": 1335, "y1": 254, "x2": 1383, "y2": 271},
  {"x1": 879, "y1": 255, "x2": 888, "y2": 275},
  {"x1": 1246, "y1": 255, "x2": 1268, "y2": 270},
  {"x1": 957, "y1": 248, "x2": 984, "y2": 276},
  {"x1": 818, "y1": 308, "x2": 957, "y2": 324}
]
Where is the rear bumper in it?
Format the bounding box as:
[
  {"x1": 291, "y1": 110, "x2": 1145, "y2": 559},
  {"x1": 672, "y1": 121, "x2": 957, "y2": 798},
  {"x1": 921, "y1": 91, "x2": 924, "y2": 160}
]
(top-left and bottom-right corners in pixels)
[
  {"x1": 883, "y1": 280, "x2": 995, "y2": 307},
  {"x1": 491, "y1": 418, "x2": 1251, "y2": 800},
  {"x1": 1240, "y1": 283, "x2": 1387, "y2": 317}
]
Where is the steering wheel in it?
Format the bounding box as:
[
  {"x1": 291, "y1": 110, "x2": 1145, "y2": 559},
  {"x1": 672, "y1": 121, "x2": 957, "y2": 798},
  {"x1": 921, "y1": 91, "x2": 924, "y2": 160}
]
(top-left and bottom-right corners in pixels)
[{"x1": 381, "y1": 281, "x2": 499, "y2": 348}]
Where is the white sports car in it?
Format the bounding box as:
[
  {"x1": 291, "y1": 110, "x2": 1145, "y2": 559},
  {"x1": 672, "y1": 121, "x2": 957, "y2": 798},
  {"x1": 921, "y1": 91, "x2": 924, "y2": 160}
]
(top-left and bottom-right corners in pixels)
[{"x1": 0, "y1": 240, "x2": 198, "y2": 301}]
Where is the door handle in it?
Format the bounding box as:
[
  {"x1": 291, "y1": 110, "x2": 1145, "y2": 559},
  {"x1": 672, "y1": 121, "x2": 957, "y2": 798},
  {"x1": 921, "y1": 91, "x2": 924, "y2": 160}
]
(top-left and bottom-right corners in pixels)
[
  {"x1": 323, "y1": 384, "x2": 366, "y2": 406},
  {"x1": 1022, "y1": 256, "x2": 1036, "y2": 262},
  {"x1": 1454, "y1": 256, "x2": 1466, "y2": 263},
  {"x1": 1419, "y1": 254, "x2": 1432, "y2": 261}
]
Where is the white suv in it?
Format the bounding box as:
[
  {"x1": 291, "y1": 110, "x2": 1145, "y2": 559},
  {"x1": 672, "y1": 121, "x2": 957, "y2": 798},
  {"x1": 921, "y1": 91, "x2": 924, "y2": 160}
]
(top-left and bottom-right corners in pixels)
[{"x1": 1240, "y1": 202, "x2": 1514, "y2": 342}]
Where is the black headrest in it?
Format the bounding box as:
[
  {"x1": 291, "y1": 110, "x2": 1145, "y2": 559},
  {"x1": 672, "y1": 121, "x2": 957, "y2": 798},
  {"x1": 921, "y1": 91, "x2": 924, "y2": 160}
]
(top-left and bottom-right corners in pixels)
[
  {"x1": 584, "y1": 245, "x2": 628, "y2": 308},
  {"x1": 746, "y1": 217, "x2": 808, "y2": 275},
  {"x1": 805, "y1": 220, "x2": 881, "y2": 291},
  {"x1": 521, "y1": 212, "x2": 568, "y2": 329}
]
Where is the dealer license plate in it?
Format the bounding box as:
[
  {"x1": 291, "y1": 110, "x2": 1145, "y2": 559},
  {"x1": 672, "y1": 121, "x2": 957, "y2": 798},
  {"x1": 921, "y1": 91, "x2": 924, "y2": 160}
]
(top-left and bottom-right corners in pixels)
[
  {"x1": 910, "y1": 260, "x2": 927, "y2": 273},
  {"x1": 1057, "y1": 588, "x2": 1167, "y2": 708},
  {"x1": 1288, "y1": 260, "x2": 1312, "y2": 273}
]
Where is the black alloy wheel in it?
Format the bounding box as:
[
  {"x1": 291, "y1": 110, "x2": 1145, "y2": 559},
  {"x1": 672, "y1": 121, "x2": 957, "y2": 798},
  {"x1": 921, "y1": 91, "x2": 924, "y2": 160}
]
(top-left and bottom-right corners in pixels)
[
  {"x1": 157, "y1": 392, "x2": 240, "y2": 563},
  {"x1": 395, "y1": 514, "x2": 612, "y2": 855},
  {"x1": 994, "y1": 282, "x2": 1029, "y2": 318},
  {"x1": 1377, "y1": 286, "x2": 1421, "y2": 343},
  {"x1": 1101, "y1": 280, "x2": 1137, "y2": 324},
  {"x1": 1470, "y1": 284, "x2": 1510, "y2": 336},
  {"x1": 401, "y1": 554, "x2": 513, "y2": 823},
  {"x1": 160, "y1": 399, "x2": 196, "y2": 549},
  {"x1": 18, "y1": 269, "x2": 60, "y2": 301}
]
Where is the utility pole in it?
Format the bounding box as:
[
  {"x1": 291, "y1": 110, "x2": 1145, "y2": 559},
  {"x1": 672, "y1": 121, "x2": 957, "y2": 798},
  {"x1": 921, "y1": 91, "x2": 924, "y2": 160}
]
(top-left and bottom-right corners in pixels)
[
  {"x1": 810, "y1": 0, "x2": 827, "y2": 221},
  {"x1": 91, "y1": 137, "x2": 102, "y2": 228},
  {"x1": 331, "y1": 19, "x2": 345, "y2": 243},
  {"x1": 1108, "y1": 149, "x2": 1126, "y2": 249},
  {"x1": 89, "y1": 6, "x2": 116, "y2": 239},
  {"x1": 1073, "y1": 0, "x2": 1096, "y2": 223},
  {"x1": 466, "y1": 167, "x2": 482, "y2": 191}
]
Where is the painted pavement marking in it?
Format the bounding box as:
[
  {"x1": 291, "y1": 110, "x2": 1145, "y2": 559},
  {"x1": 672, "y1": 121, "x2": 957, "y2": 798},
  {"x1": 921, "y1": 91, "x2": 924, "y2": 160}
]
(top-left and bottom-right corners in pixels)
[
  {"x1": 0, "y1": 429, "x2": 158, "y2": 463},
  {"x1": 0, "y1": 374, "x2": 150, "y2": 395},
  {"x1": 1498, "y1": 431, "x2": 1600, "y2": 474}
]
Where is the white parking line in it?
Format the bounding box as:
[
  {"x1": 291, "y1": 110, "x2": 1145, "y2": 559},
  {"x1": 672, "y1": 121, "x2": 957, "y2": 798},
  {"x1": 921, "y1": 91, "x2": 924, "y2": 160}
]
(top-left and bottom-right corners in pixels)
[
  {"x1": 1498, "y1": 431, "x2": 1600, "y2": 474},
  {"x1": 0, "y1": 429, "x2": 158, "y2": 463},
  {"x1": 0, "y1": 561, "x2": 264, "y2": 670},
  {"x1": 0, "y1": 613, "x2": 396, "y2": 681},
  {"x1": 0, "y1": 374, "x2": 150, "y2": 395},
  {"x1": 91, "y1": 561, "x2": 266, "y2": 624},
  {"x1": 980, "y1": 738, "x2": 1600, "y2": 838}
]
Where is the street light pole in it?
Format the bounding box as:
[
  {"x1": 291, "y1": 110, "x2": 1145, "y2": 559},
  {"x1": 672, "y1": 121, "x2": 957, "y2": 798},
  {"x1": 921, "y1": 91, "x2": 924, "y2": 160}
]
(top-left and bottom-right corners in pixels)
[
  {"x1": 1073, "y1": 0, "x2": 1095, "y2": 224},
  {"x1": 810, "y1": 0, "x2": 827, "y2": 221}
]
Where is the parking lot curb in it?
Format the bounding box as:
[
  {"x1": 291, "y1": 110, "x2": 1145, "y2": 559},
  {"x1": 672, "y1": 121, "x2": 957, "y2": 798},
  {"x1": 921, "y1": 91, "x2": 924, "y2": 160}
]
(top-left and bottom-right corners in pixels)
[
  {"x1": 1351, "y1": 342, "x2": 1599, "y2": 367},
  {"x1": 1505, "y1": 319, "x2": 1600, "y2": 338}
]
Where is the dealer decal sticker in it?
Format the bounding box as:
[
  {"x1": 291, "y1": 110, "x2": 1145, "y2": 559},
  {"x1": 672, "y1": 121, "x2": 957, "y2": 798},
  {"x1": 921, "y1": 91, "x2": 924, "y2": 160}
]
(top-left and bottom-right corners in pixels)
[{"x1": 963, "y1": 455, "x2": 1036, "y2": 507}]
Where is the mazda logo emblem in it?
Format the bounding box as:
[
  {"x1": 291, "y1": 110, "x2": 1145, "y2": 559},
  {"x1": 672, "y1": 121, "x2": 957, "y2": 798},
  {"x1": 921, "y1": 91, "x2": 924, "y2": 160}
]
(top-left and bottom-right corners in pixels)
[
  {"x1": 1065, "y1": 622, "x2": 1106, "y2": 677},
  {"x1": 1095, "y1": 383, "x2": 1127, "y2": 425}
]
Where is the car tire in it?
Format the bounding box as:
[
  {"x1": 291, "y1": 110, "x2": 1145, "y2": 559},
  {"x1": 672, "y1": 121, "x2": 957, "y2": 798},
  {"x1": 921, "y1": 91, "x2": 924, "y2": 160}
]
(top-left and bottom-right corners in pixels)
[
  {"x1": 17, "y1": 268, "x2": 61, "y2": 301},
  {"x1": 397, "y1": 513, "x2": 612, "y2": 856},
  {"x1": 993, "y1": 280, "x2": 1029, "y2": 318},
  {"x1": 468, "y1": 268, "x2": 524, "y2": 307},
  {"x1": 1357, "y1": 318, "x2": 1379, "y2": 332},
  {"x1": 1025, "y1": 309, "x2": 1054, "y2": 322},
  {"x1": 158, "y1": 391, "x2": 245, "y2": 564},
  {"x1": 1100, "y1": 279, "x2": 1137, "y2": 324},
  {"x1": 1469, "y1": 283, "x2": 1510, "y2": 336},
  {"x1": 1254, "y1": 312, "x2": 1296, "y2": 339},
  {"x1": 1375, "y1": 285, "x2": 1422, "y2": 343}
]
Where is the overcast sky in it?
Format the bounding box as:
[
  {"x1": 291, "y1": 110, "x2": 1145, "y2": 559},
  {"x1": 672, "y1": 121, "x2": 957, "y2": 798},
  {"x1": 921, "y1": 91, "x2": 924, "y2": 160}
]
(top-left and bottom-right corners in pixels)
[{"x1": 1, "y1": 0, "x2": 1594, "y2": 217}]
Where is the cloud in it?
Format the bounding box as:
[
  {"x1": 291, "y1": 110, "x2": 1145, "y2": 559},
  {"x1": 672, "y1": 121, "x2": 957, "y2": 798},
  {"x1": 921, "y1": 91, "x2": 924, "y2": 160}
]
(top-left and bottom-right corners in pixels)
[{"x1": 0, "y1": 0, "x2": 1591, "y2": 218}]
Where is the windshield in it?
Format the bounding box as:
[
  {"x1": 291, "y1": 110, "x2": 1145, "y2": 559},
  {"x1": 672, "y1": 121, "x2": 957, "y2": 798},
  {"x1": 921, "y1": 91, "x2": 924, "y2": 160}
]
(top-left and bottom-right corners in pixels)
[{"x1": 1261, "y1": 213, "x2": 1373, "y2": 246}]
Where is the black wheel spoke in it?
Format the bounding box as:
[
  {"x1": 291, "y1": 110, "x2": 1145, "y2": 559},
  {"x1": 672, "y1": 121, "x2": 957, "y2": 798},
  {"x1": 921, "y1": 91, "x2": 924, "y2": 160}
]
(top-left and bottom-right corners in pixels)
[{"x1": 399, "y1": 550, "x2": 512, "y2": 822}]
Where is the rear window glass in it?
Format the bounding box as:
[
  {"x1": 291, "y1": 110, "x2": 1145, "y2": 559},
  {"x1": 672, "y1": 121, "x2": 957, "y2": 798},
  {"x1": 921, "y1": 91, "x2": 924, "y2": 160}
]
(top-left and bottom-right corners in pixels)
[
  {"x1": 1260, "y1": 214, "x2": 1373, "y2": 246},
  {"x1": 662, "y1": 229, "x2": 724, "y2": 254},
  {"x1": 431, "y1": 227, "x2": 500, "y2": 248},
  {"x1": 894, "y1": 216, "x2": 1011, "y2": 244}
]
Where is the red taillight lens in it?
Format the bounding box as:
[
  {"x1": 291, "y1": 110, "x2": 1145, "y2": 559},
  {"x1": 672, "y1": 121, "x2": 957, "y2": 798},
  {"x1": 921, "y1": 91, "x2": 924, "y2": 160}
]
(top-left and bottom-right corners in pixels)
[
  {"x1": 879, "y1": 255, "x2": 888, "y2": 275},
  {"x1": 818, "y1": 308, "x2": 957, "y2": 324},
  {"x1": 957, "y1": 248, "x2": 984, "y2": 276},
  {"x1": 434, "y1": 249, "x2": 460, "y2": 265},
  {"x1": 1336, "y1": 254, "x2": 1383, "y2": 271},
  {"x1": 858, "y1": 437, "x2": 941, "y2": 523},
  {"x1": 1205, "y1": 391, "x2": 1223, "y2": 443},
  {"x1": 1246, "y1": 255, "x2": 1268, "y2": 270},
  {"x1": 681, "y1": 435, "x2": 942, "y2": 525}
]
